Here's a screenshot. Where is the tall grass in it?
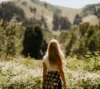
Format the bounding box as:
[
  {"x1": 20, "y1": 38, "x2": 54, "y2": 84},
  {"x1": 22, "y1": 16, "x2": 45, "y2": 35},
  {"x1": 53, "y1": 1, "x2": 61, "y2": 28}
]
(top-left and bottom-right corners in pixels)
[{"x1": 0, "y1": 56, "x2": 100, "y2": 89}]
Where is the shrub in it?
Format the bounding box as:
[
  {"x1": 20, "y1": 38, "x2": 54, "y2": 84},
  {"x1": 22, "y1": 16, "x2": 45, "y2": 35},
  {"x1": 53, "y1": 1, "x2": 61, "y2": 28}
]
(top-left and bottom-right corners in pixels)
[
  {"x1": 0, "y1": 2, "x2": 25, "y2": 22},
  {"x1": 0, "y1": 21, "x2": 25, "y2": 58}
]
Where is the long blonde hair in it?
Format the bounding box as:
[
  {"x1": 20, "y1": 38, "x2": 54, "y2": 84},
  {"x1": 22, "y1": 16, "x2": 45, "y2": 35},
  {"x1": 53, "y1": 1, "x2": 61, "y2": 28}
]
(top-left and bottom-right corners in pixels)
[{"x1": 47, "y1": 39, "x2": 64, "y2": 67}]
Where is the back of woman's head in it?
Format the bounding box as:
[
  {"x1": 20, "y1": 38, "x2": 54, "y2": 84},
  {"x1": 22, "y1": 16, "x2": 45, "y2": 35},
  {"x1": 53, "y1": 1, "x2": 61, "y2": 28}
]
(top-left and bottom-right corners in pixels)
[{"x1": 47, "y1": 39, "x2": 64, "y2": 66}]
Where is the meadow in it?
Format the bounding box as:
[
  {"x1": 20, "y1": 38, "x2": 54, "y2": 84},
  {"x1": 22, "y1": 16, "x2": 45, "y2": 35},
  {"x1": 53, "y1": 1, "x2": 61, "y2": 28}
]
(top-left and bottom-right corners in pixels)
[{"x1": 0, "y1": 55, "x2": 100, "y2": 89}]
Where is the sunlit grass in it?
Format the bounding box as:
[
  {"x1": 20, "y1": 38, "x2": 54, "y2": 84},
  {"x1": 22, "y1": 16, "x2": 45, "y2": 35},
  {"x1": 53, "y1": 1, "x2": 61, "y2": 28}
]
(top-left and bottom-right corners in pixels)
[
  {"x1": 66, "y1": 56, "x2": 100, "y2": 73},
  {"x1": 0, "y1": 56, "x2": 100, "y2": 89}
]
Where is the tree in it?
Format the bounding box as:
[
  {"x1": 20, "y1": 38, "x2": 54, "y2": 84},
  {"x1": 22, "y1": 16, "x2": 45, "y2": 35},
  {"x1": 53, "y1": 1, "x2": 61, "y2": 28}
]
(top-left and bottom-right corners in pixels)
[
  {"x1": 52, "y1": 13, "x2": 61, "y2": 30},
  {"x1": 65, "y1": 33, "x2": 77, "y2": 56},
  {"x1": 22, "y1": 25, "x2": 43, "y2": 58},
  {"x1": 0, "y1": 21, "x2": 25, "y2": 58},
  {"x1": 73, "y1": 14, "x2": 82, "y2": 25},
  {"x1": 60, "y1": 17, "x2": 71, "y2": 30},
  {"x1": 79, "y1": 22, "x2": 89, "y2": 37},
  {"x1": 88, "y1": 26, "x2": 100, "y2": 53},
  {"x1": 53, "y1": 13, "x2": 71, "y2": 30},
  {"x1": 0, "y1": 2, "x2": 25, "y2": 24}
]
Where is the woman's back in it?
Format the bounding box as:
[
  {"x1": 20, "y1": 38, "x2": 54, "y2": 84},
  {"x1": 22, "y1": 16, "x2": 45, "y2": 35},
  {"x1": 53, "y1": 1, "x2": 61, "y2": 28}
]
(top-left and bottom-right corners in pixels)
[
  {"x1": 43, "y1": 55, "x2": 59, "y2": 72},
  {"x1": 43, "y1": 55, "x2": 62, "y2": 89}
]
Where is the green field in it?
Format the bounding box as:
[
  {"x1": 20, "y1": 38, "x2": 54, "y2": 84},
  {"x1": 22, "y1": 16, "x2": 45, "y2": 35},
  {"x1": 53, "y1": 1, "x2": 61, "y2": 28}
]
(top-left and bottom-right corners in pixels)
[{"x1": 0, "y1": 55, "x2": 100, "y2": 89}]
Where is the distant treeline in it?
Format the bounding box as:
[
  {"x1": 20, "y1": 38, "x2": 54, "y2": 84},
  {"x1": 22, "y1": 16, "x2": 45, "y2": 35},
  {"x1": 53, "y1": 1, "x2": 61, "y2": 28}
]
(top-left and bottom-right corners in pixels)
[
  {"x1": 59, "y1": 23, "x2": 100, "y2": 58},
  {"x1": 0, "y1": 20, "x2": 100, "y2": 59}
]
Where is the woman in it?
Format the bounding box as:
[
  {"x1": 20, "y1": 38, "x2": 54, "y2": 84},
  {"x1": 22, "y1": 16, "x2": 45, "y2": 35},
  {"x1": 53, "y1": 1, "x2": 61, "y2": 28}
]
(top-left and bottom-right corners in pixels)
[{"x1": 42, "y1": 39, "x2": 66, "y2": 89}]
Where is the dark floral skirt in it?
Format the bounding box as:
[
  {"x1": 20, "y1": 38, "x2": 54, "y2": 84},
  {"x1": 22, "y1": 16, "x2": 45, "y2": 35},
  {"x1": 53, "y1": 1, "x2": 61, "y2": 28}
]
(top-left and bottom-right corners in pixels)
[{"x1": 43, "y1": 71, "x2": 62, "y2": 89}]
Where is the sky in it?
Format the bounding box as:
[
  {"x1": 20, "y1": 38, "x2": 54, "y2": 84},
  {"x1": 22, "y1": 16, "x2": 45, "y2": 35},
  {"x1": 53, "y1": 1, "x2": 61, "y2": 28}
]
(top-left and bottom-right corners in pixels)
[
  {"x1": 41, "y1": 0, "x2": 100, "y2": 8},
  {"x1": 0, "y1": 0, "x2": 100, "y2": 8},
  {"x1": 0, "y1": 0, "x2": 9, "y2": 2}
]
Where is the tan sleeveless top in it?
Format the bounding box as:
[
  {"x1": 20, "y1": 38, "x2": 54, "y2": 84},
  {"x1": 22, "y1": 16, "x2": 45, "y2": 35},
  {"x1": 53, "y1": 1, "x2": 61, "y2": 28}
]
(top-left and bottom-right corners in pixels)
[{"x1": 43, "y1": 55, "x2": 59, "y2": 71}]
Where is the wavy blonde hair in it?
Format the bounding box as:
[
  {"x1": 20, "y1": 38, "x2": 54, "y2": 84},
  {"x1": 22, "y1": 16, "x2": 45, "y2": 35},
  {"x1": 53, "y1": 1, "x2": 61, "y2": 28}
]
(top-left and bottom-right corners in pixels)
[{"x1": 47, "y1": 39, "x2": 64, "y2": 67}]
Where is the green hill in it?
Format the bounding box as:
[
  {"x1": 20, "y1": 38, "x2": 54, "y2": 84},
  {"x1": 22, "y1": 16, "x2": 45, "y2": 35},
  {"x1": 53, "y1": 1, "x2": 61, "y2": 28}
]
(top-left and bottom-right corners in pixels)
[
  {"x1": 10, "y1": 0, "x2": 82, "y2": 29},
  {"x1": 1, "y1": 0, "x2": 100, "y2": 29}
]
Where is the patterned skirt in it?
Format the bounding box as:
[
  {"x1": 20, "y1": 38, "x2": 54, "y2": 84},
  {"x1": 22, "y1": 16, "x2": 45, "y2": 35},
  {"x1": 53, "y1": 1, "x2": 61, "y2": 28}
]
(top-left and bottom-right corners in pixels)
[{"x1": 43, "y1": 71, "x2": 62, "y2": 89}]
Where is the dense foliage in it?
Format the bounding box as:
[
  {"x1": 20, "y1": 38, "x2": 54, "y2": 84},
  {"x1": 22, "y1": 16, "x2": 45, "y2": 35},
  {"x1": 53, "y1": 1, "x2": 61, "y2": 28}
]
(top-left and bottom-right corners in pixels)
[
  {"x1": 0, "y1": 20, "x2": 25, "y2": 58},
  {"x1": 22, "y1": 25, "x2": 43, "y2": 58},
  {"x1": 81, "y1": 3, "x2": 100, "y2": 18},
  {"x1": 53, "y1": 13, "x2": 71, "y2": 30},
  {"x1": 0, "y1": 2, "x2": 25, "y2": 22},
  {"x1": 73, "y1": 14, "x2": 82, "y2": 25},
  {"x1": 81, "y1": 4, "x2": 97, "y2": 17},
  {"x1": 59, "y1": 23, "x2": 100, "y2": 57}
]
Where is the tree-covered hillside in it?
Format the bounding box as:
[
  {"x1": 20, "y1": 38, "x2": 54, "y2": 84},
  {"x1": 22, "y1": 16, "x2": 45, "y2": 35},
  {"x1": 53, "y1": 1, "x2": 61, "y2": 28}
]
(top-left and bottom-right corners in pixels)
[
  {"x1": 81, "y1": 3, "x2": 100, "y2": 17},
  {"x1": 0, "y1": 0, "x2": 100, "y2": 30}
]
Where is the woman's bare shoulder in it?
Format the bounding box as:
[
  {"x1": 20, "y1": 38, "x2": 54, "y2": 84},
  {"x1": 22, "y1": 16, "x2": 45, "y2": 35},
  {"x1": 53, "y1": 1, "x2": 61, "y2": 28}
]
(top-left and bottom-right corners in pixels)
[{"x1": 43, "y1": 55, "x2": 48, "y2": 63}]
